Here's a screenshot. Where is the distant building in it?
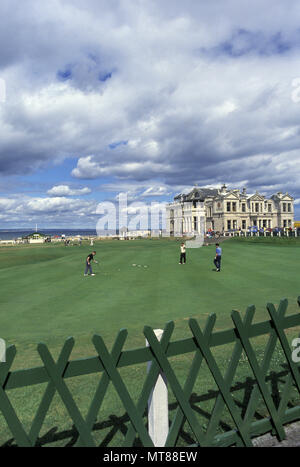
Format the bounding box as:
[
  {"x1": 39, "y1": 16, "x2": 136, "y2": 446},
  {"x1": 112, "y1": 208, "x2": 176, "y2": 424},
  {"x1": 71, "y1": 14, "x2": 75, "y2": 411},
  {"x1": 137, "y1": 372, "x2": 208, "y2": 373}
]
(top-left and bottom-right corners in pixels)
[
  {"x1": 119, "y1": 227, "x2": 150, "y2": 239},
  {"x1": 23, "y1": 232, "x2": 48, "y2": 244},
  {"x1": 166, "y1": 185, "x2": 295, "y2": 236}
]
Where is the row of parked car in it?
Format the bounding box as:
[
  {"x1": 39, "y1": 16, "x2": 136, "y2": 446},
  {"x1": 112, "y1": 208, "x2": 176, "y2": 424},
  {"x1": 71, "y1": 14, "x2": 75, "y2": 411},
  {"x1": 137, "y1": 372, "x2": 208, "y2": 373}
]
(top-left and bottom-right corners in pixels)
[{"x1": 206, "y1": 227, "x2": 299, "y2": 237}]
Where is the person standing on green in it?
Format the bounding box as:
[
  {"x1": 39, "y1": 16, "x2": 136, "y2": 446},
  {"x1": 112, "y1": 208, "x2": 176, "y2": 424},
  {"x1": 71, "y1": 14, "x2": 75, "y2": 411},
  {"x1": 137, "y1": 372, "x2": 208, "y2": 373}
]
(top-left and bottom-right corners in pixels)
[
  {"x1": 179, "y1": 242, "x2": 186, "y2": 264},
  {"x1": 213, "y1": 243, "x2": 222, "y2": 272}
]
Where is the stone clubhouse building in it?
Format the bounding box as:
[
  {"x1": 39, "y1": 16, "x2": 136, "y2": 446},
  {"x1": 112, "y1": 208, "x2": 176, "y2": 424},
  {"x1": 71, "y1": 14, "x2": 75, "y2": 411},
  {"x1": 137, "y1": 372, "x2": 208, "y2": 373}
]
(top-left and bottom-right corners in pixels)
[{"x1": 166, "y1": 184, "x2": 295, "y2": 236}]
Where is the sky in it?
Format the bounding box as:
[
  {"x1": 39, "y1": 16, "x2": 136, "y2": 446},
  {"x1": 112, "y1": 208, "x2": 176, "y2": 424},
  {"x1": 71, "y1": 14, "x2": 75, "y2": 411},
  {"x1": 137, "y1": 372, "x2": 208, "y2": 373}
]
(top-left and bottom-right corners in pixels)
[{"x1": 0, "y1": 0, "x2": 300, "y2": 228}]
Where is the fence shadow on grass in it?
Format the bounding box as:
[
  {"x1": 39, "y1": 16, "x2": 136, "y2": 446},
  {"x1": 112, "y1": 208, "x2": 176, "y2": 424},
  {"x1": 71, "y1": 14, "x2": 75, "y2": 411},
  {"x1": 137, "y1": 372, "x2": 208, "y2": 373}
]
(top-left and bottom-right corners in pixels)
[{"x1": 1, "y1": 365, "x2": 295, "y2": 447}]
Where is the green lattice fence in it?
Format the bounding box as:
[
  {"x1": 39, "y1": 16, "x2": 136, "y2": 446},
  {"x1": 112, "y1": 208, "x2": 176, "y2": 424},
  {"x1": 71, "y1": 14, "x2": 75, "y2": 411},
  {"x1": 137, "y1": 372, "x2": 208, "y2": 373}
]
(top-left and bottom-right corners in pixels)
[{"x1": 1, "y1": 296, "x2": 300, "y2": 447}]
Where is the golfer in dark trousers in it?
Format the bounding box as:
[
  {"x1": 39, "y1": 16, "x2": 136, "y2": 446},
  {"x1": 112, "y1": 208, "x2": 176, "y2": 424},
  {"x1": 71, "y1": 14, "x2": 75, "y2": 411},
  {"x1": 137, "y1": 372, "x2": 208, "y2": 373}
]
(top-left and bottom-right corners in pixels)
[
  {"x1": 179, "y1": 243, "x2": 186, "y2": 264},
  {"x1": 84, "y1": 251, "x2": 97, "y2": 276},
  {"x1": 214, "y1": 243, "x2": 222, "y2": 271}
]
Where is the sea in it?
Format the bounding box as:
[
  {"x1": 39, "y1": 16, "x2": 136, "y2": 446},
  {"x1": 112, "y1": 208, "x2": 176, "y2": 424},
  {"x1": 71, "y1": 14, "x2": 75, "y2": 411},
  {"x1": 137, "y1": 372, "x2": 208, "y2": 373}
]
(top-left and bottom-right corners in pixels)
[{"x1": 0, "y1": 229, "x2": 98, "y2": 240}]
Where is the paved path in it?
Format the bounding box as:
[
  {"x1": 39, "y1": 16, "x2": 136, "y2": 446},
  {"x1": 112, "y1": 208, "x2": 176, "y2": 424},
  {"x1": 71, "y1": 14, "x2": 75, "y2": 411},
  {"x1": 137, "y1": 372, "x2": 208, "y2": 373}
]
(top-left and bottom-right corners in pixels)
[{"x1": 253, "y1": 421, "x2": 300, "y2": 447}]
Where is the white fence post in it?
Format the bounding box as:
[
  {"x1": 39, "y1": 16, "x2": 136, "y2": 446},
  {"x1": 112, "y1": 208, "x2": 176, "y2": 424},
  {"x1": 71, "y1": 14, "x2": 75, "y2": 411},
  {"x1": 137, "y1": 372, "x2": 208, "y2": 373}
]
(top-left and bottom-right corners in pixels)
[
  {"x1": 146, "y1": 329, "x2": 169, "y2": 447},
  {"x1": 0, "y1": 338, "x2": 5, "y2": 363}
]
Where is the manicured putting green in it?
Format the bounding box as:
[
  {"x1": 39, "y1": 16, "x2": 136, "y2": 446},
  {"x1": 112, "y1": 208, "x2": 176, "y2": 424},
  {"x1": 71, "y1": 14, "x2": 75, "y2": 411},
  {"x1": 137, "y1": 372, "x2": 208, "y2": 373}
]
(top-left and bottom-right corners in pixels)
[
  {"x1": 0, "y1": 237, "x2": 299, "y2": 447},
  {"x1": 0, "y1": 237, "x2": 299, "y2": 360}
]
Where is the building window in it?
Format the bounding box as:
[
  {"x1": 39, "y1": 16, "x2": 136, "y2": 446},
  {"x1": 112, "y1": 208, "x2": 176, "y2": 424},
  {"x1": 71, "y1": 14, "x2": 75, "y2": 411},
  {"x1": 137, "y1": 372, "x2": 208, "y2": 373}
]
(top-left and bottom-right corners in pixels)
[
  {"x1": 242, "y1": 203, "x2": 246, "y2": 212},
  {"x1": 283, "y1": 203, "x2": 286, "y2": 212},
  {"x1": 263, "y1": 220, "x2": 267, "y2": 228},
  {"x1": 288, "y1": 220, "x2": 291, "y2": 226},
  {"x1": 227, "y1": 220, "x2": 231, "y2": 230},
  {"x1": 242, "y1": 220, "x2": 246, "y2": 229},
  {"x1": 227, "y1": 202, "x2": 231, "y2": 212},
  {"x1": 268, "y1": 204, "x2": 272, "y2": 212},
  {"x1": 288, "y1": 203, "x2": 291, "y2": 212},
  {"x1": 193, "y1": 201, "x2": 197, "y2": 208},
  {"x1": 193, "y1": 216, "x2": 197, "y2": 230},
  {"x1": 232, "y1": 202, "x2": 236, "y2": 212},
  {"x1": 283, "y1": 220, "x2": 287, "y2": 227},
  {"x1": 255, "y1": 203, "x2": 259, "y2": 213}
]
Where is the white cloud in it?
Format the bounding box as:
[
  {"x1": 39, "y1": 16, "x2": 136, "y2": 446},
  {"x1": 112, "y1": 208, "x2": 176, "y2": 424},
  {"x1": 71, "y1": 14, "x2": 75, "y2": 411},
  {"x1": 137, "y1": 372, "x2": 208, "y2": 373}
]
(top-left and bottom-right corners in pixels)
[
  {"x1": 47, "y1": 185, "x2": 91, "y2": 196},
  {"x1": 0, "y1": 195, "x2": 98, "y2": 227},
  {"x1": 141, "y1": 186, "x2": 171, "y2": 197}
]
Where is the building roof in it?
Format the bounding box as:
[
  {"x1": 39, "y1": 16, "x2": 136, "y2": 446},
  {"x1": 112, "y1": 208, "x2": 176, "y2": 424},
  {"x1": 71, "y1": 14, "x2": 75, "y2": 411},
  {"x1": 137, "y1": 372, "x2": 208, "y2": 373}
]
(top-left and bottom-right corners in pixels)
[
  {"x1": 174, "y1": 187, "x2": 219, "y2": 202},
  {"x1": 173, "y1": 186, "x2": 294, "y2": 203}
]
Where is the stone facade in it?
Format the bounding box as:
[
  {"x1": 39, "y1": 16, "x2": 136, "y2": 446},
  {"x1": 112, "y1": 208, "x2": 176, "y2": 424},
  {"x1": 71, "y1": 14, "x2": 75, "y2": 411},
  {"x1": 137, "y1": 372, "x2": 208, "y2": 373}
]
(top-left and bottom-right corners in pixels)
[{"x1": 166, "y1": 185, "x2": 294, "y2": 236}]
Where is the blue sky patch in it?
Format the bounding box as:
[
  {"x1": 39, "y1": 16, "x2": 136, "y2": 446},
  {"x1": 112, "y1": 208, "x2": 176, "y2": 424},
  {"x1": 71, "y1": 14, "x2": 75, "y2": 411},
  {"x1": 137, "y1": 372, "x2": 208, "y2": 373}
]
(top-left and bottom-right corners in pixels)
[
  {"x1": 207, "y1": 28, "x2": 293, "y2": 58},
  {"x1": 99, "y1": 71, "x2": 113, "y2": 82},
  {"x1": 109, "y1": 141, "x2": 128, "y2": 150},
  {"x1": 57, "y1": 69, "x2": 72, "y2": 81}
]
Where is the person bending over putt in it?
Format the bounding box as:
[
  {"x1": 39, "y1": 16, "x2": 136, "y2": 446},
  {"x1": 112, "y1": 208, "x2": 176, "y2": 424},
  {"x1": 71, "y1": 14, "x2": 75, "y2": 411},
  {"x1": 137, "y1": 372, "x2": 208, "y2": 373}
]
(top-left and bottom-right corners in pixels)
[{"x1": 84, "y1": 251, "x2": 98, "y2": 276}]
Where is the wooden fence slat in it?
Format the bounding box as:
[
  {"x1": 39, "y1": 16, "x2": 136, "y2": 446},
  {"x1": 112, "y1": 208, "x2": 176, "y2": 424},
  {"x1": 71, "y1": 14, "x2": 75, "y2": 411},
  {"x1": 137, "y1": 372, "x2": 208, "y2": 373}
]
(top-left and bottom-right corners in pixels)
[
  {"x1": 76, "y1": 329, "x2": 128, "y2": 447},
  {"x1": 29, "y1": 337, "x2": 75, "y2": 445},
  {"x1": 143, "y1": 325, "x2": 206, "y2": 446},
  {"x1": 123, "y1": 321, "x2": 174, "y2": 447},
  {"x1": 189, "y1": 318, "x2": 253, "y2": 447},
  {"x1": 0, "y1": 346, "x2": 32, "y2": 446},
  {"x1": 231, "y1": 311, "x2": 286, "y2": 441},
  {"x1": 37, "y1": 343, "x2": 96, "y2": 447},
  {"x1": 92, "y1": 334, "x2": 154, "y2": 447},
  {"x1": 204, "y1": 306, "x2": 255, "y2": 445},
  {"x1": 166, "y1": 314, "x2": 216, "y2": 447}
]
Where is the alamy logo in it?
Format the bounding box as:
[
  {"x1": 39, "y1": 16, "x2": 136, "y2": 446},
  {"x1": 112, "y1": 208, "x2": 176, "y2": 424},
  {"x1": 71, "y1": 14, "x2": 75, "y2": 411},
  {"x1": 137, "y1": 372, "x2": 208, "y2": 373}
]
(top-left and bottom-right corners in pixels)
[
  {"x1": 291, "y1": 338, "x2": 300, "y2": 363},
  {"x1": 0, "y1": 338, "x2": 6, "y2": 363},
  {"x1": 0, "y1": 78, "x2": 6, "y2": 103}
]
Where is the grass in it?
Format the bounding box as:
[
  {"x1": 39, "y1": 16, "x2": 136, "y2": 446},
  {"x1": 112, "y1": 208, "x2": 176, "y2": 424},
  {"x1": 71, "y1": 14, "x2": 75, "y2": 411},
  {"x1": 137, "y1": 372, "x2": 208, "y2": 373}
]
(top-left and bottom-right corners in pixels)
[{"x1": 0, "y1": 237, "x2": 300, "y2": 446}]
